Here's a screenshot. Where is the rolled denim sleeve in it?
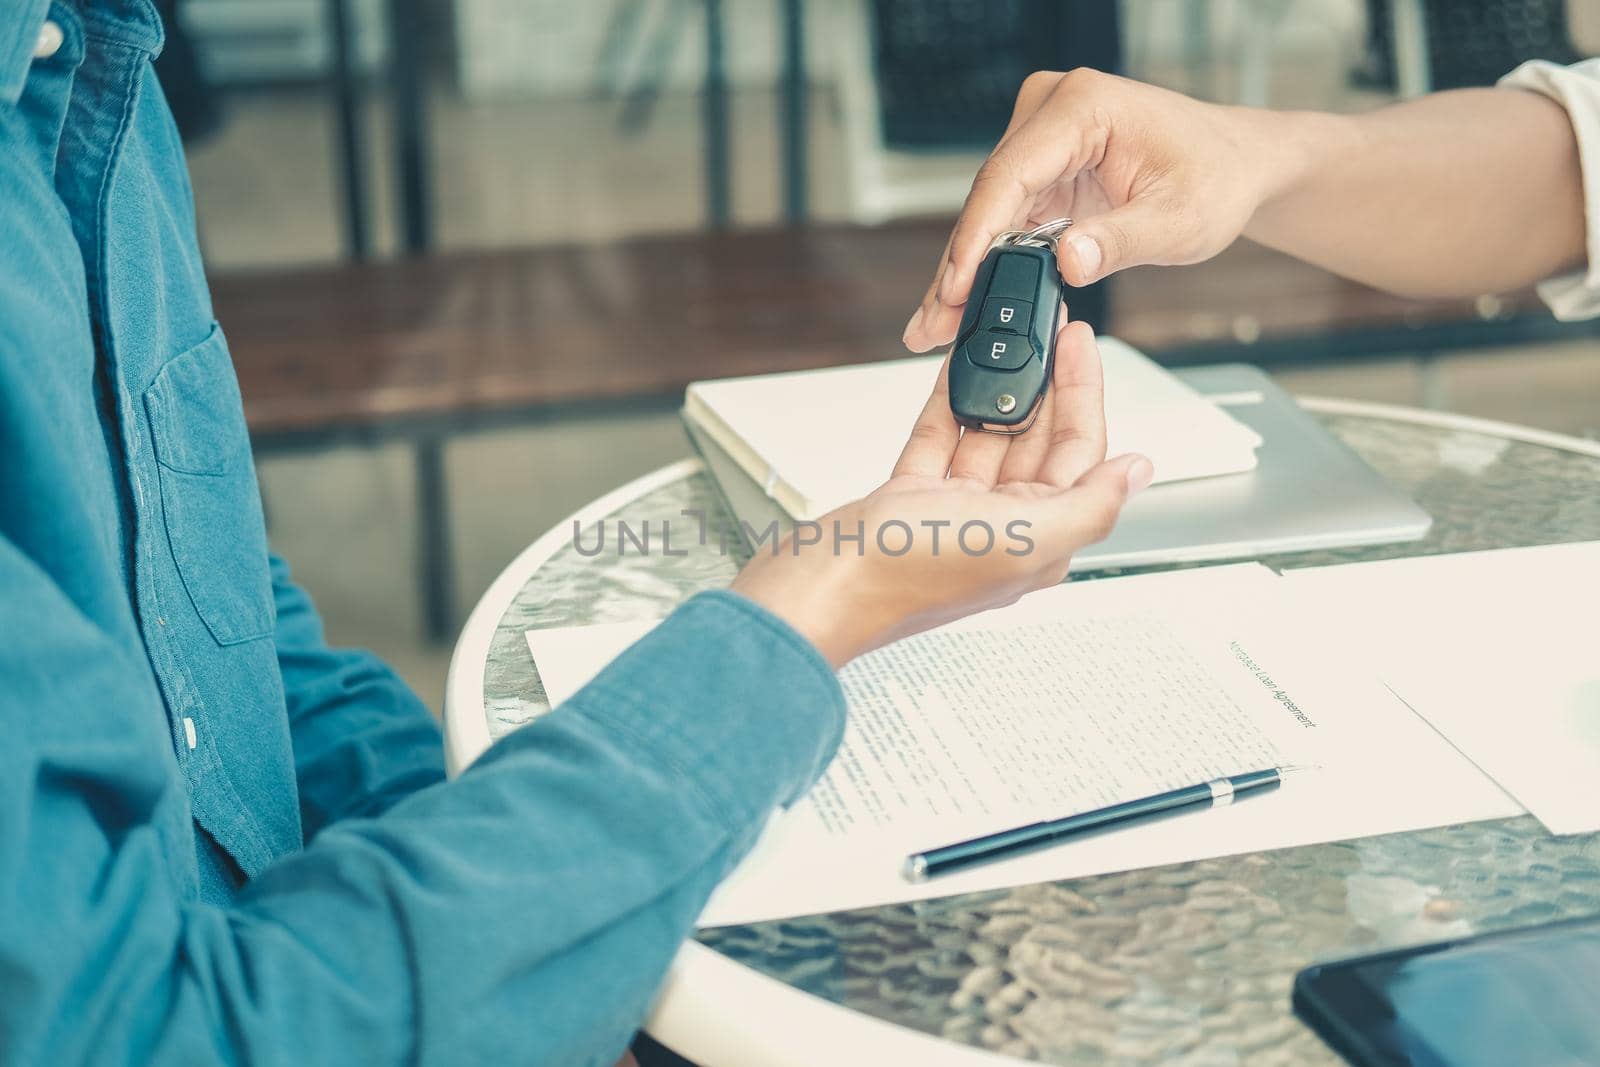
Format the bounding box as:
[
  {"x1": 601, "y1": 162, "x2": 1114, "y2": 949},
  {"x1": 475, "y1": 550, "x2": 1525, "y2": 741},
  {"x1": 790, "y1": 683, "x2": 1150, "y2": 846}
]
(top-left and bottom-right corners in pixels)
[
  {"x1": 0, "y1": 570, "x2": 846, "y2": 1066},
  {"x1": 272, "y1": 553, "x2": 448, "y2": 840}
]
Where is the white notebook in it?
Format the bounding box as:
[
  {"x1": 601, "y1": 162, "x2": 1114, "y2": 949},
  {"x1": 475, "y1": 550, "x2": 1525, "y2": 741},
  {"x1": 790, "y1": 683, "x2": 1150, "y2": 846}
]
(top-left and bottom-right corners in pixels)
[
  {"x1": 686, "y1": 365, "x2": 1431, "y2": 572},
  {"x1": 682, "y1": 338, "x2": 1262, "y2": 520}
]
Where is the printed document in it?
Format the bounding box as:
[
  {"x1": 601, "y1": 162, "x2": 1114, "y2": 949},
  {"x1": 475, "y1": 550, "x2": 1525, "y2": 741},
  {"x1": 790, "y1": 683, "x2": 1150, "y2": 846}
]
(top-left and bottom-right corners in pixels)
[
  {"x1": 526, "y1": 565, "x2": 1517, "y2": 926},
  {"x1": 1284, "y1": 542, "x2": 1600, "y2": 835}
]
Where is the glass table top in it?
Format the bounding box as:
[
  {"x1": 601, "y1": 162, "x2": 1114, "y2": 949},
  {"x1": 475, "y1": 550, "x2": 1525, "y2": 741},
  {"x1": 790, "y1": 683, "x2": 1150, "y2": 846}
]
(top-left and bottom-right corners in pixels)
[{"x1": 478, "y1": 404, "x2": 1600, "y2": 1064}]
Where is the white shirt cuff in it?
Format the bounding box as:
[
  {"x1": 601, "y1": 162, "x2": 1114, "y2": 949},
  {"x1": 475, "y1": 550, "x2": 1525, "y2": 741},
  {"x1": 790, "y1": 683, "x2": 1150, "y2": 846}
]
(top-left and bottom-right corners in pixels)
[{"x1": 1499, "y1": 59, "x2": 1600, "y2": 320}]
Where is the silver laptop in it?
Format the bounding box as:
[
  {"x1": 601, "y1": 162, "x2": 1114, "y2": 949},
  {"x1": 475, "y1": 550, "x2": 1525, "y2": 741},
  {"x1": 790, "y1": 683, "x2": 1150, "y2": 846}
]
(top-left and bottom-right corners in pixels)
[{"x1": 684, "y1": 363, "x2": 1431, "y2": 570}]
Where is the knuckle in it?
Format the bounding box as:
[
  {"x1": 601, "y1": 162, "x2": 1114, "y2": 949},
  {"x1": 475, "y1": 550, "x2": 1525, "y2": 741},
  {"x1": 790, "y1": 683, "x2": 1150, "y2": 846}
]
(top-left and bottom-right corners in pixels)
[
  {"x1": 1099, "y1": 219, "x2": 1135, "y2": 265},
  {"x1": 1157, "y1": 194, "x2": 1204, "y2": 247},
  {"x1": 1019, "y1": 69, "x2": 1064, "y2": 102},
  {"x1": 1060, "y1": 66, "x2": 1103, "y2": 93},
  {"x1": 1048, "y1": 424, "x2": 1090, "y2": 449},
  {"x1": 957, "y1": 158, "x2": 1026, "y2": 231},
  {"x1": 972, "y1": 155, "x2": 1014, "y2": 189}
]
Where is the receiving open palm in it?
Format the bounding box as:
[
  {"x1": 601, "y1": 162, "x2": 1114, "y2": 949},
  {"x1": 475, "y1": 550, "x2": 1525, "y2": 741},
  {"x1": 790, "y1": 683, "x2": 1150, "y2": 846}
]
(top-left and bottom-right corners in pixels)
[{"x1": 733, "y1": 318, "x2": 1152, "y2": 666}]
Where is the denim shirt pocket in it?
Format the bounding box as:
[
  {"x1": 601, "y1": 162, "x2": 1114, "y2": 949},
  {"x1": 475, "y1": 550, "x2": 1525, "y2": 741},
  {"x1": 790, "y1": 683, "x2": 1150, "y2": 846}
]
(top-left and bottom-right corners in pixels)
[{"x1": 144, "y1": 323, "x2": 275, "y2": 645}]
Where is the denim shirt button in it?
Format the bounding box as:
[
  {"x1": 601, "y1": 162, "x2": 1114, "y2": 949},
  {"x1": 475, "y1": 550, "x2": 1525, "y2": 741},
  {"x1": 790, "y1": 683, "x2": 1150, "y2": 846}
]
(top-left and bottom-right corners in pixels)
[{"x1": 33, "y1": 21, "x2": 64, "y2": 60}]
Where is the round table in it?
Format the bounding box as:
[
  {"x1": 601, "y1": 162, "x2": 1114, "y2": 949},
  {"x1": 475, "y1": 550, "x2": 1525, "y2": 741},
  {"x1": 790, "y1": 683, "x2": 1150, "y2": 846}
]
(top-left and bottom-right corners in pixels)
[{"x1": 445, "y1": 398, "x2": 1600, "y2": 1067}]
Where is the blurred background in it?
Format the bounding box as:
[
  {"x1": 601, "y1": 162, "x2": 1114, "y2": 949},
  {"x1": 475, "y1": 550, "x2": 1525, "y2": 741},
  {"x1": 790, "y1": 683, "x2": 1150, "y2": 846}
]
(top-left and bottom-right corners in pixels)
[{"x1": 172, "y1": 0, "x2": 1600, "y2": 706}]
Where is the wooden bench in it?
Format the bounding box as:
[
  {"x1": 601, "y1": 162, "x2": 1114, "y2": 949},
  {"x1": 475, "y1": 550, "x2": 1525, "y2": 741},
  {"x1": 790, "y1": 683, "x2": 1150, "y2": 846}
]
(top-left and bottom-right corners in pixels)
[{"x1": 214, "y1": 219, "x2": 1589, "y2": 641}]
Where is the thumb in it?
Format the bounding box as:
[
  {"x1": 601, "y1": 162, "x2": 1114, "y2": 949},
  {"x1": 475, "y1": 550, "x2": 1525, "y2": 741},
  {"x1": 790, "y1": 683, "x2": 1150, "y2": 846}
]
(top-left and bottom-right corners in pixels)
[
  {"x1": 1035, "y1": 452, "x2": 1155, "y2": 548},
  {"x1": 1060, "y1": 199, "x2": 1172, "y2": 286}
]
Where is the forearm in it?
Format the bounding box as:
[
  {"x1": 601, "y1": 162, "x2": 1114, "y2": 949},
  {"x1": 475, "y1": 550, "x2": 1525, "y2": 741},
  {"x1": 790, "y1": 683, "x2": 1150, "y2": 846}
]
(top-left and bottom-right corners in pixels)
[
  {"x1": 272, "y1": 554, "x2": 447, "y2": 839},
  {"x1": 1242, "y1": 87, "x2": 1585, "y2": 298},
  {"x1": 230, "y1": 592, "x2": 843, "y2": 1063},
  {"x1": 4, "y1": 585, "x2": 844, "y2": 1065}
]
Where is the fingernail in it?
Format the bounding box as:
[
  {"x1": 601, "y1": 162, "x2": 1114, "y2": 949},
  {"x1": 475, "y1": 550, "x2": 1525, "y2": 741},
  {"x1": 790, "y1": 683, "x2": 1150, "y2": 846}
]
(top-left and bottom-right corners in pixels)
[
  {"x1": 1125, "y1": 455, "x2": 1155, "y2": 495},
  {"x1": 902, "y1": 306, "x2": 924, "y2": 345},
  {"x1": 1068, "y1": 235, "x2": 1102, "y2": 281}
]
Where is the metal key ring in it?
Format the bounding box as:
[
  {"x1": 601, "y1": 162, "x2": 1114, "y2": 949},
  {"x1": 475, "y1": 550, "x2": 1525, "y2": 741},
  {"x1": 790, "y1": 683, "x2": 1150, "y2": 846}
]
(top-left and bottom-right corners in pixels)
[
  {"x1": 1015, "y1": 217, "x2": 1073, "y2": 249},
  {"x1": 988, "y1": 218, "x2": 1073, "y2": 253}
]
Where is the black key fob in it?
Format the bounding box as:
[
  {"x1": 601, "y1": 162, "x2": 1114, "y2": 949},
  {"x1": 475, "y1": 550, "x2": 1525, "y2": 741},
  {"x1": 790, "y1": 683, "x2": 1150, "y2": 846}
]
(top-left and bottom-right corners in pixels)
[{"x1": 948, "y1": 236, "x2": 1067, "y2": 433}]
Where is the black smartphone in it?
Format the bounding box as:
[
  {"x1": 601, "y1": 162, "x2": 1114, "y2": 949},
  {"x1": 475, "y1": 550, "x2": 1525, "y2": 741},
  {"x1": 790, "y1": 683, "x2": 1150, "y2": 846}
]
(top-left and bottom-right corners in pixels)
[{"x1": 1293, "y1": 914, "x2": 1600, "y2": 1067}]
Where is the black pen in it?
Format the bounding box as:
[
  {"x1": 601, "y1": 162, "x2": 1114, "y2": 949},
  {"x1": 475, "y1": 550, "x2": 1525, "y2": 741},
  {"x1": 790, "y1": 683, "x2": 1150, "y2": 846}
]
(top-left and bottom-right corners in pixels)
[{"x1": 903, "y1": 765, "x2": 1312, "y2": 882}]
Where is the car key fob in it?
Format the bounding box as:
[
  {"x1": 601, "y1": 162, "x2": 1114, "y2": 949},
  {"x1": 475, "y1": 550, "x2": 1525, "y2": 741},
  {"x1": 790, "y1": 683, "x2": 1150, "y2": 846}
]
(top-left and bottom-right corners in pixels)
[{"x1": 947, "y1": 219, "x2": 1071, "y2": 433}]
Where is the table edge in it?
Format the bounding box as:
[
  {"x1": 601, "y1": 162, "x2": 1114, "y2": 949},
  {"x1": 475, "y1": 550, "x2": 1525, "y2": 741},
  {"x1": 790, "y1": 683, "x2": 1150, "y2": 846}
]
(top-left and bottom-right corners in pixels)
[
  {"x1": 441, "y1": 398, "x2": 1600, "y2": 1067},
  {"x1": 644, "y1": 942, "x2": 1024, "y2": 1067},
  {"x1": 1297, "y1": 396, "x2": 1600, "y2": 457},
  {"x1": 442, "y1": 457, "x2": 704, "y2": 775}
]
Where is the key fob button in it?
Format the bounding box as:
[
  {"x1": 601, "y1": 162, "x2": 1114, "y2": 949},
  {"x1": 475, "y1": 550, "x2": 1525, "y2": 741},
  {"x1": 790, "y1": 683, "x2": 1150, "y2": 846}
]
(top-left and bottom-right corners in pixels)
[
  {"x1": 978, "y1": 296, "x2": 1032, "y2": 334},
  {"x1": 963, "y1": 329, "x2": 1034, "y2": 371},
  {"x1": 988, "y1": 254, "x2": 1041, "y2": 300}
]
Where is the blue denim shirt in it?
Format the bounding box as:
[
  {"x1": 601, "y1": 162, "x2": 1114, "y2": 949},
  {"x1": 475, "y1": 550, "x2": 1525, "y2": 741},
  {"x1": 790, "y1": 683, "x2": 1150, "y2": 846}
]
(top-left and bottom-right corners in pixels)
[{"x1": 0, "y1": 3, "x2": 846, "y2": 1063}]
